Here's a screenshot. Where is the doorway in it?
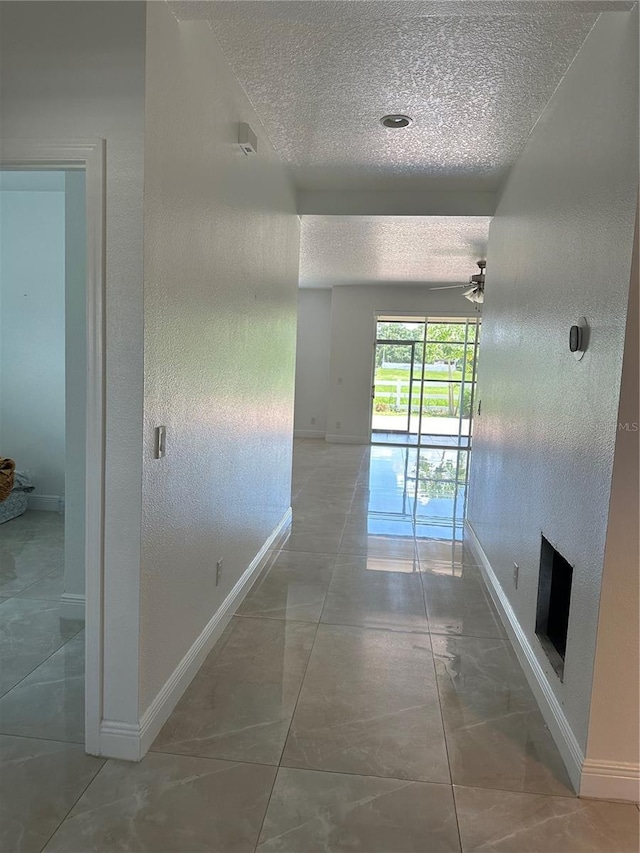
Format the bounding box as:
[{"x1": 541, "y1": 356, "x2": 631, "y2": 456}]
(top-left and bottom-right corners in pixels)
[
  {"x1": 0, "y1": 167, "x2": 88, "y2": 746},
  {"x1": 0, "y1": 140, "x2": 105, "y2": 756},
  {"x1": 370, "y1": 315, "x2": 479, "y2": 538}
]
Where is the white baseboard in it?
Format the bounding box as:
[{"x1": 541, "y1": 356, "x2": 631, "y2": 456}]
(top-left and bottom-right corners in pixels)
[
  {"x1": 28, "y1": 494, "x2": 61, "y2": 512},
  {"x1": 60, "y1": 592, "x2": 85, "y2": 621},
  {"x1": 325, "y1": 434, "x2": 369, "y2": 444},
  {"x1": 98, "y1": 720, "x2": 142, "y2": 761},
  {"x1": 464, "y1": 520, "x2": 584, "y2": 793},
  {"x1": 98, "y1": 508, "x2": 292, "y2": 762},
  {"x1": 580, "y1": 760, "x2": 640, "y2": 804},
  {"x1": 294, "y1": 429, "x2": 326, "y2": 439}
]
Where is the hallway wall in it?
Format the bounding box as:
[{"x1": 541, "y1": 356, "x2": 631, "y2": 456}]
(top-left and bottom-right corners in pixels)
[
  {"x1": 294, "y1": 288, "x2": 332, "y2": 437},
  {"x1": 140, "y1": 3, "x2": 300, "y2": 714},
  {"x1": 467, "y1": 7, "x2": 638, "y2": 769},
  {"x1": 583, "y1": 205, "x2": 639, "y2": 797},
  {"x1": 0, "y1": 0, "x2": 147, "y2": 727}
]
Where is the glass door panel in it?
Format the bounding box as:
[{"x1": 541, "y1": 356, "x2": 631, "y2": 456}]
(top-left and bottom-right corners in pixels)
[
  {"x1": 419, "y1": 381, "x2": 468, "y2": 444},
  {"x1": 372, "y1": 342, "x2": 416, "y2": 438},
  {"x1": 408, "y1": 341, "x2": 424, "y2": 437}
]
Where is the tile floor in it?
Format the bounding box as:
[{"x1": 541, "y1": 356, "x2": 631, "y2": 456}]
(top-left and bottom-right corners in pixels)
[{"x1": 1, "y1": 442, "x2": 638, "y2": 852}]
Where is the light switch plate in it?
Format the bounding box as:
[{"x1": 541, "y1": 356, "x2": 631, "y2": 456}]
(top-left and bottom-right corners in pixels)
[{"x1": 154, "y1": 426, "x2": 167, "y2": 459}]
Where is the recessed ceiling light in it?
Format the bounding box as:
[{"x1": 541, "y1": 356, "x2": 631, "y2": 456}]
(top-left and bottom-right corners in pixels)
[{"x1": 380, "y1": 114, "x2": 412, "y2": 129}]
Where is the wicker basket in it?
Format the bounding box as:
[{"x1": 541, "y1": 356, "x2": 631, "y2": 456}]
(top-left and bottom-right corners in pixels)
[{"x1": 0, "y1": 458, "x2": 16, "y2": 502}]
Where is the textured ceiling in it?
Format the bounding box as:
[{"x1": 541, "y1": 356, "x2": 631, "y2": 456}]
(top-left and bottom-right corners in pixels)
[
  {"x1": 192, "y1": 2, "x2": 597, "y2": 192},
  {"x1": 299, "y1": 216, "x2": 492, "y2": 287}
]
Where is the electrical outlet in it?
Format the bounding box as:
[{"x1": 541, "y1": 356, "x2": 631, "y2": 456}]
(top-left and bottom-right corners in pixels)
[
  {"x1": 336, "y1": 421, "x2": 341, "y2": 429},
  {"x1": 311, "y1": 417, "x2": 316, "y2": 425},
  {"x1": 216, "y1": 559, "x2": 223, "y2": 586},
  {"x1": 513, "y1": 562, "x2": 519, "y2": 589}
]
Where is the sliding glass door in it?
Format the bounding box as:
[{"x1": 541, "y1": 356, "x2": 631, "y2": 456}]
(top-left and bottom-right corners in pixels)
[{"x1": 370, "y1": 316, "x2": 480, "y2": 538}]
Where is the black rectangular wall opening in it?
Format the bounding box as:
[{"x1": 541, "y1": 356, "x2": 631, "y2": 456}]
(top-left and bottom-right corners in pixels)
[{"x1": 535, "y1": 535, "x2": 574, "y2": 681}]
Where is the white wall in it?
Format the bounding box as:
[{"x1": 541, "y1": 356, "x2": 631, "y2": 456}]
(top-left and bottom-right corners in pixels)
[
  {"x1": 0, "y1": 0, "x2": 147, "y2": 728},
  {"x1": 582, "y1": 205, "x2": 639, "y2": 798},
  {"x1": 139, "y1": 4, "x2": 300, "y2": 713},
  {"x1": 294, "y1": 288, "x2": 332, "y2": 437},
  {"x1": 326, "y1": 285, "x2": 476, "y2": 443},
  {"x1": 467, "y1": 7, "x2": 638, "y2": 765},
  {"x1": 0, "y1": 174, "x2": 66, "y2": 501}
]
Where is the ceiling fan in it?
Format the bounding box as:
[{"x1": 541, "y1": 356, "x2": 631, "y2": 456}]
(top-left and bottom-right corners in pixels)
[{"x1": 429, "y1": 260, "x2": 486, "y2": 304}]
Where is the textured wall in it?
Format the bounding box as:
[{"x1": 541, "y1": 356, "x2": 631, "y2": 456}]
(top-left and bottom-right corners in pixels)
[
  {"x1": 294, "y1": 289, "x2": 332, "y2": 436},
  {"x1": 140, "y1": 4, "x2": 300, "y2": 713},
  {"x1": 0, "y1": 183, "x2": 66, "y2": 498},
  {"x1": 585, "y1": 206, "x2": 639, "y2": 772},
  {"x1": 0, "y1": 0, "x2": 147, "y2": 725},
  {"x1": 467, "y1": 11, "x2": 638, "y2": 752},
  {"x1": 327, "y1": 285, "x2": 475, "y2": 442}
]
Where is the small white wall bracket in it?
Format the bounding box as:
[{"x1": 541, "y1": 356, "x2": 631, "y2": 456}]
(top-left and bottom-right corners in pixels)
[
  {"x1": 154, "y1": 425, "x2": 167, "y2": 459},
  {"x1": 238, "y1": 122, "x2": 258, "y2": 156}
]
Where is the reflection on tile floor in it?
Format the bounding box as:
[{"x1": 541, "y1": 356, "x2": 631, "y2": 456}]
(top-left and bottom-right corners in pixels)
[{"x1": 2, "y1": 445, "x2": 638, "y2": 852}]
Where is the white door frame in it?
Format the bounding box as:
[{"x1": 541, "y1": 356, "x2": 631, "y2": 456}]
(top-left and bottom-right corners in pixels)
[{"x1": 0, "y1": 139, "x2": 105, "y2": 754}]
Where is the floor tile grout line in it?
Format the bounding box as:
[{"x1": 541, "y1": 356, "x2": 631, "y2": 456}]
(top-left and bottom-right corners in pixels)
[
  {"x1": 234, "y1": 611, "x2": 507, "y2": 642},
  {"x1": 450, "y1": 781, "x2": 579, "y2": 801},
  {"x1": 36, "y1": 752, "x2": 107, "y2": 852},
  {"x1": 0, "y1": 625, "x2": 84, "y2": 701},
  {"x1": 424, "y1": 578, "x2": 464, "y2": 847},
  {"x1": 448, "y1": 758, "x2": 465, "y2": 853},
  {"x1": 317, "y1": 618, "x2": 430, "y2": 635},
  {"x1": 450, "y1": 784, "x2": 466, "y2": 853},
  {"x1": 316, "y1": 558, "x2": 341, "y2": 629},
  {"x1": 149, "y1": 749, "x2": 281, "y2": 771},
  {"x1": 277, "y1": 762, "x2": 458, "y2": 789},
  {"x1": 252, "y1": 764, "x2": 581, "y2": 802},
  {"x1": 0, "y1": 729, "x2": 580, "y2": 805},
  {"x1": 13, "y1": 563, "x2": 65, "y2": 594},
  {"x1": 412, "y1": 516, "x2": 463, "y2": 853},
  {"x1": 414, "y1": 528, "x2": 431, "y2": 631},
  {"x1": 274, "y1": 616, "x2": 322, "y2": 770},
  {"x1": 252, "y1": 761, "x2": 279, "y2": 853},
  {"x1": 429, "y1": 629, "x2": 509, "y2": 641},
  {"x1": 151, "y1": 745, "x2": 467, "y2": 791},
  {"x1": 0, "y1": 566, "x2": 63, "y2": 600},
  {"x1": 253, "y1": 616, "x2": 325, "y2": 852},
  {"x1": 268, "y1": 548, "x2": 344, "y2": 559},
  {"x1": 0, "y1": 728, "x2": 84, "y2": 746}
]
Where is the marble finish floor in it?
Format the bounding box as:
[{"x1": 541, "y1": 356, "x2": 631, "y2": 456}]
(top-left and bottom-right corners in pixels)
[{"x1": 2, "y1": 448, "x2": 638, "y2": 852}]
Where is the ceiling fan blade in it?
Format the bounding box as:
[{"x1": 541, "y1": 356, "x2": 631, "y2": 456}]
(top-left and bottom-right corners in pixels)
[{"x1": 428, "y1": 283, "x2": 467, "y2": 291}]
